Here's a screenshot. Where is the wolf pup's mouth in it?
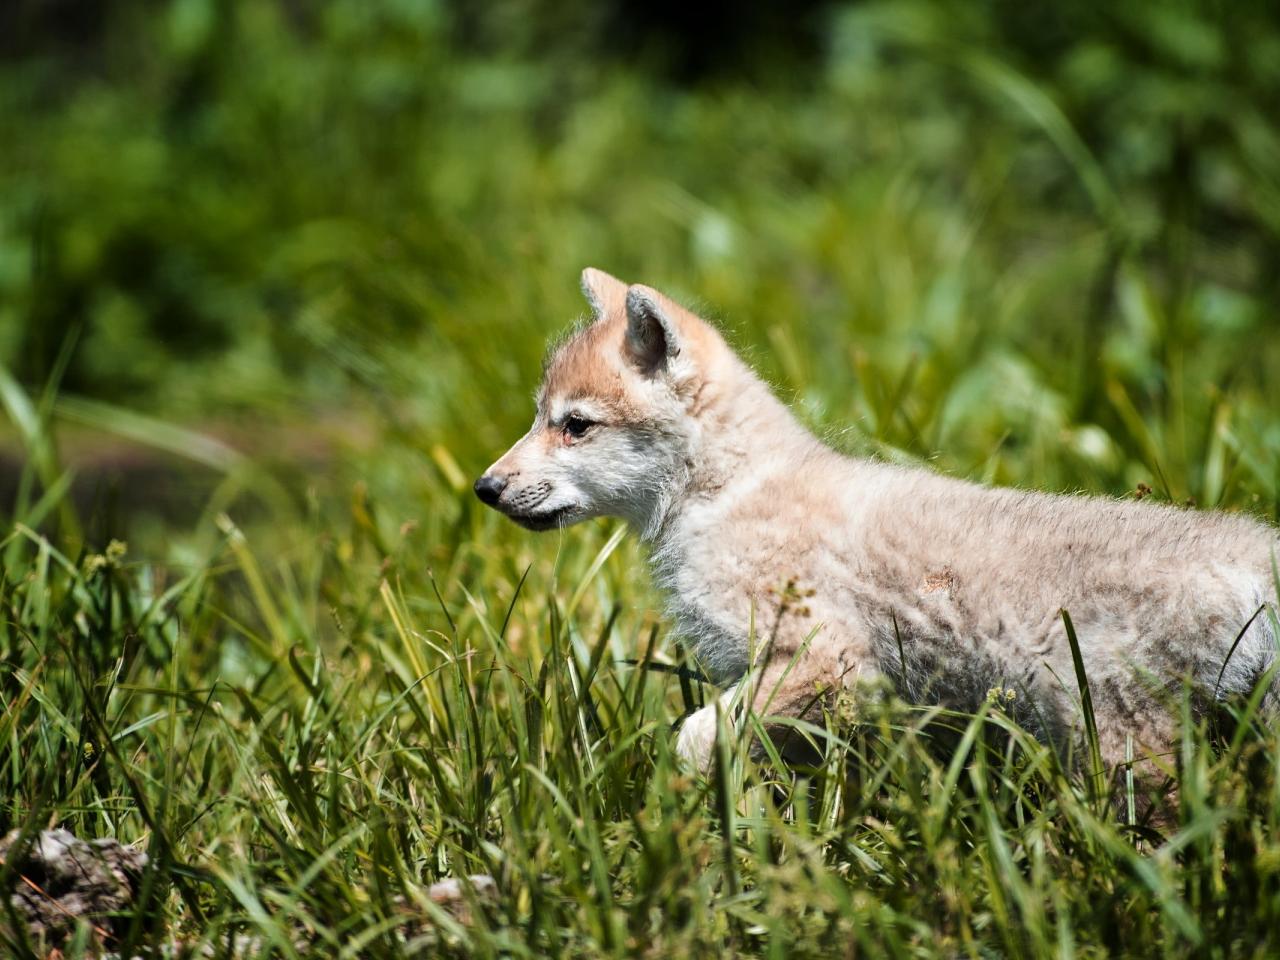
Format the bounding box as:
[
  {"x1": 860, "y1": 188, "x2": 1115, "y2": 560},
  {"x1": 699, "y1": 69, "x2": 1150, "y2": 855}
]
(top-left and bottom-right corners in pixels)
[{"x1": 508, "y1": 505, "x2": 575, "y2": 531}]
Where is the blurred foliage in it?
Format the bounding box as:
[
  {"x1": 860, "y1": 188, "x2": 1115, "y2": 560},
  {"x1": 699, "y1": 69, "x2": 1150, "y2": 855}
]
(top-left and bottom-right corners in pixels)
[{"x1": 0, "y1": 0, "x2": 1277, "y2": 527}]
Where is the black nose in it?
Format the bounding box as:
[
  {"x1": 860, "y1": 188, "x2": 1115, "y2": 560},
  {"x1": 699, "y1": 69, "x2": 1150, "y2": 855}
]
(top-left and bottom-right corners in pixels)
[{"x1": 473, "y1": 474, "x2": 507, "y2": 506}]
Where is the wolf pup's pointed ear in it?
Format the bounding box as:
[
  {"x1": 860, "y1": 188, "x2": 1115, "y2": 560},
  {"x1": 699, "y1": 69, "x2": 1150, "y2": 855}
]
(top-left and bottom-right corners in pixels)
[
  {"x1": 624, "y1": 285, "x2": 682, "y2": 373},
  {"x1": 580, "y1": 267, "x2": 628, "y2": 320}
]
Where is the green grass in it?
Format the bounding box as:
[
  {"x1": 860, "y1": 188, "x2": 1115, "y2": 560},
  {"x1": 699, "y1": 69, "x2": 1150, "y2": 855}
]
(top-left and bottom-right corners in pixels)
[
  {"x1": 3, "y1": 0, "x2": 1280, "y2": 955},
  {"x1": 3, "y1": 460, "x2": 1280, "y2": 957}
]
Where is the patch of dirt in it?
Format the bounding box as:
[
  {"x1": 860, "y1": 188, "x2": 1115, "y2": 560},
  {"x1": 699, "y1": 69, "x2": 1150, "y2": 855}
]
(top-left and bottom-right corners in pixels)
[
  {"x1": 0, "y1": 409, "x2": 376, "y2": 529},
  {"x1": 0, "y1": 828, "x2": 148, "y2": 952}
]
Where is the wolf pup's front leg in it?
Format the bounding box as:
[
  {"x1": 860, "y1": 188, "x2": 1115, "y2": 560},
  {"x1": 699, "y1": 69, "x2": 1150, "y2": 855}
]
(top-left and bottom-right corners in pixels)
[
  {"x1": 674, "y1": 693, "x2": 733, "y2": 773},
  {"x1": 675, "y1": 650, "x2": 867, "y2": 773}
]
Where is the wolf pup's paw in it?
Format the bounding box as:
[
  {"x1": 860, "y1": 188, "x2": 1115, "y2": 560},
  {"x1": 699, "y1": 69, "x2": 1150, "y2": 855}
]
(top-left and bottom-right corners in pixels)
[{"x1": 675, "y1": 704, "x2": 719, "y2": 774}]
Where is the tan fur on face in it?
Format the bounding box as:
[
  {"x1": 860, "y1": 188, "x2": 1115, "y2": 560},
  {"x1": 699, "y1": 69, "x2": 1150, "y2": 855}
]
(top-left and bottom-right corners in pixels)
[
  {"x1": 540, "y1": 322, "x2": 634, "y2": 417},
  {"x1": 481, "y1": 268, "x2": 1280, "y2": 811}
]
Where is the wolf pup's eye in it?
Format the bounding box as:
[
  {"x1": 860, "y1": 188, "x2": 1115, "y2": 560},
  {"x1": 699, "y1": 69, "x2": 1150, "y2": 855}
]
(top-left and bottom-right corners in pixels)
[{"x1": 563, "y1": 415, "x2": 594, "y2": 440}]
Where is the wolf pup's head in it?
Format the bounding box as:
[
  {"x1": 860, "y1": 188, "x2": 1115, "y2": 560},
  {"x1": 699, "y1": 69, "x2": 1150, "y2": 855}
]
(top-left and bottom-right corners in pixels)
[{"x1": 474, "y1": 268, "x2": 733, "y2": 536}]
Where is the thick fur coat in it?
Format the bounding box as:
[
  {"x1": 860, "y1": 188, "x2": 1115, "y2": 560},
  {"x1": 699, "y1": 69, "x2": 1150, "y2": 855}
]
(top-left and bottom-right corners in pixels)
[{"x1": 476, "y1": 268, "x2": 1280, "y2": 787}]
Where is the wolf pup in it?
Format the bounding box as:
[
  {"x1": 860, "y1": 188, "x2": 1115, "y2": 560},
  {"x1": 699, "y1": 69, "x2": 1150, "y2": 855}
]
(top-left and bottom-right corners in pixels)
[{"x1": 475, "y1": 268, "x2": 1279, "y2": 789}]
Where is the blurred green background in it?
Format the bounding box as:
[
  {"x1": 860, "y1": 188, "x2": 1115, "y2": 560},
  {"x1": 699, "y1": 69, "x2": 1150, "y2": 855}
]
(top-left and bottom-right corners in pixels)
[
  {"x1": 2, "y1": 0, "x2": 1278, "y2": 548},
  {"x1": 4, "y1": 4, "x2": 1280, "y2": 953}
]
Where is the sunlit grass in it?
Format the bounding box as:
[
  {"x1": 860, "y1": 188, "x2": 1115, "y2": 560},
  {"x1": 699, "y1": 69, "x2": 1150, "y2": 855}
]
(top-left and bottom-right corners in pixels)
[
  {"x1": 2, "y1": 350, "x2": 1280, "y2": 956},
  {"x1": 2, "y1": 0, "x2": 1280, "y2": 954}
]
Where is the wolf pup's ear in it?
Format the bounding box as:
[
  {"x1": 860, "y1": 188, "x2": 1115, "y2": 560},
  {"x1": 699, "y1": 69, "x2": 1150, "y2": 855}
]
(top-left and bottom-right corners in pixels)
[
  {"x1": 624, "y1": 285, "x2": 682, "y2": 373},
  {"x1": 580, "y1": 267, "x2": 628, "y2": 320}
]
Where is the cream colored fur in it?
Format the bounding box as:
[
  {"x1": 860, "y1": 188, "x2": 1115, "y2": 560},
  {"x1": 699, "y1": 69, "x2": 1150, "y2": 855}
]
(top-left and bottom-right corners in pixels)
[{"x1": 477, "y1": 268, "x2": 1280, "y2": 786}]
